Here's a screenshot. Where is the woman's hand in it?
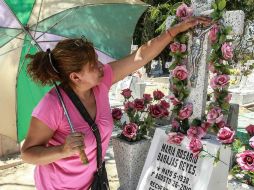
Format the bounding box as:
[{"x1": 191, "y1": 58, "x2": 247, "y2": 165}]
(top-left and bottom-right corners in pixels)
[
  {"x1": 62, "y1": 132, "x2": 85, "y2": 157},
  {"x1": 171, "y1": 16, "x2": 213, "y2": 36}
]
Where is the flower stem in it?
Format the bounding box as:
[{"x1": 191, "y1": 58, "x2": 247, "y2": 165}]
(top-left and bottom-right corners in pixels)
[{"x1": 202, "y1": 149, "x2": 228, "y2": 166}]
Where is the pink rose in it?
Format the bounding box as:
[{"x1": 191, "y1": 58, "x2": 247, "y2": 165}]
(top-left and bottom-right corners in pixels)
[
  {"x1": 170, "y1": 42, "x2": 181, "y2": 52},
  {"x1": 122, "y1": 123, "x2": 138, "y2": 139},
  {"x1": 187, "y1": 138, "x2": 203, "y2": 157},
  {"x1": 149, "y1": 104, "x2": 164, "y2": 118},
  {"x1": 178, "y1": 104, "x2": 193, "y2": 120},
  {"x1": 187, "y1": 127, "x2": 206, "y2": 139},
  {"x1": 111, "y1": 108, "x2": 123, "y2": 120},
  {"x1": 143, "y1": 93, "x2": 152, "y2": 103},
  {"x1": 201, "y1": 122, "x2": 211, "y2": 132},
  {"x1": 180, "y1": 44, "x2": 187, "y2": 52},
  {"x1": 249, "y1": 136, "x2": 254, "y2": 149},
  {"x1": 221, "y1": 43, "x2": 233, "y2": 60},
  {"x1": 168, "y1": 132, "x2": 185, "y2": 145},
  {"x1": 160, "y1": 100, "x2": 170, "y2": 109},
  {"x1": 236, "y1": 150, "x2": 254, "y2": 171},
  {"x1": 246, "y1": 124, "x2": 254, "y2": 136},
  {"x1": 210, "y1": 75, "x2": 230, "y2": 89},
  {"x1": 209, "y1": 24, "x2": 219, "y2": 43},
  {"x1": 170, "y1": 42, "x2": 187, "y2": 53},
  {"x1": 176, "y1": 3, "x2": 193, "y2": 20},
  {"x1": 207, "y1": 107, "x2": 224, "y2": 124},
  {"x1": 162, "y1": 107, "x2": 170, "y2": 117},
  {"x1": 124, "y1": 101, "x2": 135, "y2": 111},
  {"x1": 121, "y1": 88, "x2": 132, "y2": 99},
  {"x1": 153, "y1": 90, "x2": 165, "y2": 100},
  {"x1": 172, "y1": 65, "x2": 188, "y2": 80},
  {"x1": 160, "y1": 100, "x2": 170, "y2": 117},
  {"x1": 217, "y1": 127, "x2": 235, "y2": 144},
  {"x1": 172, "y1": 119, "x2": 180, "y2": 130},
  {"x1": 169, "y1": 95, "x2": 181, "y2": 106},
  {"x1": 134, "y1": 98, "x2": 145, "y2": 111}
]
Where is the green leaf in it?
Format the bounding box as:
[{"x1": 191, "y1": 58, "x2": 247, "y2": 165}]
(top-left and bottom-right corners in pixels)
[
  {"x1": 213, "y1": 149, "x2": 221, "y2": 166},
  {"x1": 212, "y1": 43, "x2": 221, "y2": 51},
  {"x1": 212, "y1": 2, "x2": 218, "y2": 10},
  {"x1": 179, "y1": 92, "x2": 184, "y2": 101},
  {"x1": 211, "y1": 10, "x2": 221, "y2": 20},
  {"x1": 179, "y1": 35, "x2": 189, "y2": 44},
  {"x1": 221, "y1": 102, "x2": 230, "y2": 111},
  {"x1": 183, "y1": 88, "x2": 190, "y2": 97},
  {"x1": 224, "y1": 26, "x2": 232, "y2": 35},
  {"x1": 169, "y1": 62, "x2": 177, "y2": 70},
  {"x1": 175, "y1": 83, "x2": 184, "y2": 91},
  {"x1": 232, "y1": 139, "x2": 245, "y2": 153},
  {"x1": 218, "y1": 0, "x2": 226, "y2": 11},
  {"x1": 191, "y1": 118, "x2": 202, "y2": 126},
  {"x1": 172, "y1": 77, "x2": 180, "y2": 84},
  {"x1": 219, "y1": 35, "x2": 226, "y2": 44},
  {"x1": 150, "y1": 7, "x2": 160, "y2": 21}
]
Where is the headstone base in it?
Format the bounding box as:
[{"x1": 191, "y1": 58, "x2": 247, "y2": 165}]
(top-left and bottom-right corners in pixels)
[{"x1": 112, "y1": 137, "x2": 151, "y2": 190}]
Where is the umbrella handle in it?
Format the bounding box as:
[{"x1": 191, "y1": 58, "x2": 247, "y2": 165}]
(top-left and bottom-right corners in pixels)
[{"x1": 79, "y1": 148, "x2": 89, "y2": 165}]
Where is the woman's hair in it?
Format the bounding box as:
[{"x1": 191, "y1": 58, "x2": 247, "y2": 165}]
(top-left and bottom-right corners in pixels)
[{"x1": 26, "y1": 38, "x2": 96, "y2": 86}]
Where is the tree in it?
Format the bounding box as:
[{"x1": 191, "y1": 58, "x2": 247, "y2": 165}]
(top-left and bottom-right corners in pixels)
[
  {"x1": 226, "y1": 0, "x2": 254, "y2": 77},
  {"x1": 226, "y1": 0, "x2": 254, "y2": 21},
  {"x1": 133, "y1": 0, "x2": 191, "y2": 75}
]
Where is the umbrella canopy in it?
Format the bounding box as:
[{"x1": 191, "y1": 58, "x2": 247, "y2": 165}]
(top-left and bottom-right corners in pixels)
[{"x1": 0, "y1": 0, "x2": 148, "y2": 142}]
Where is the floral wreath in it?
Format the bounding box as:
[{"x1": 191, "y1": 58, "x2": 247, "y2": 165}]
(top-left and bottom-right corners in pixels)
[{"x1": 168, "y1": 1, "x2": 254, "y2": 183}]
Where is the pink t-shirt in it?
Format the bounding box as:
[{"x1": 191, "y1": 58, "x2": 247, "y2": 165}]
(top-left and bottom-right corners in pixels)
[{"x1": 32, "y1": 64, "x2": 114, "y2": 190}]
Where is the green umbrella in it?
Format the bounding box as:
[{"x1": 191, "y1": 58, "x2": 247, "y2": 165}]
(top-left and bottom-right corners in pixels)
[{"x1": 0, "y1": 0, "x2": 148, "y2": 142}]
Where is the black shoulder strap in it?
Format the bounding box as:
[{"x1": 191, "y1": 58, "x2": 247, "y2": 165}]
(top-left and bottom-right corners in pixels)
[{"x1": 62, "y1": 85, "x2": 103, "y2": 170}]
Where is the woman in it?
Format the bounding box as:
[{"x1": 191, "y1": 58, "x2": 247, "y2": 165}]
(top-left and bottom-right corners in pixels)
[{"x1": 21, "y1": 17, "x2": 211, "y2": 190}]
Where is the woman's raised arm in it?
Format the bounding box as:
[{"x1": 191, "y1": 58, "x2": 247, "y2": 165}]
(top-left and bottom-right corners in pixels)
[{"x1": 109, "y1": 16, "x2": 212, "y2": 84}]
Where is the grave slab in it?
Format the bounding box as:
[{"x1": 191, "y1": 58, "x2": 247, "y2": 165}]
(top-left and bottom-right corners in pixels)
[{"x1": 137, "y1": 128, "x2": 231, "y2": 190}]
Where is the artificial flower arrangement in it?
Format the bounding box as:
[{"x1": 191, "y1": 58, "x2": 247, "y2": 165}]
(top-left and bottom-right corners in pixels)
[
  {"x1": 111, "y1": 88, "x2": 170, "y2": 142},
  {"x1": 230, "y1": 124, "x2": 254, "y2": 186},
  {"x1": 168, "y1": 0, "x2": 254, "y2": 187},
  {"x1": 167, "y1": 1, "x2": 235, "y2": 156}
]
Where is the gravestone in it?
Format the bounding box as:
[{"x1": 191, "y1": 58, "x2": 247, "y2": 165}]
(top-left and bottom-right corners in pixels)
[
  {"x1": 191, "y1": 0, "x2": 214, "y2": 16},
  {"x1": 137, "y1": 128, "x2": 231, "y2": 190},
  {"x1": 150, "y1": 60, "x2": 163, "y2": 77},
  {"x1": 187, "y1": 6, "x2": 245, "y2": 120},
  {"x1": 166, "y1": 3, "x2": 245, "y2": 120},
  {"x1": 109, "y1": 76, "x2": 146, "y2": 108},
  {"x1": 137, "y1": 1, "x2": 245, "y2": 190},
  {"x1": 230, "y1": 60, "x2": 254, "y2": 105}
]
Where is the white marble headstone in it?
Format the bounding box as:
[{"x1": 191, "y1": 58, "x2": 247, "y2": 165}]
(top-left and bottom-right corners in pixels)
[
  {"x1": 223, "y1": 10, "x2": 245, "y2": 35},
  {"x1": 191, "y1": 0, "x2": 214, "y2": 16},
  {"x1": 137, "y1": 128, "x2": 231, "y2": 190}
]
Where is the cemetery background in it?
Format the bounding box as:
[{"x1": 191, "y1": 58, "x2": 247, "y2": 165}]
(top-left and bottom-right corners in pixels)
[{"x1": 1, "y1": 75, "x2": 254, "y2": 190}]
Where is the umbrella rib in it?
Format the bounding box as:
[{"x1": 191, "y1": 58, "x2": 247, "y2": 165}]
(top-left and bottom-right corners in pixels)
[
  {"x1": 0, "y1": 44, "x2": 28, "y2": 57},
  {"x1": 1, "y1": 0, "x2": 42, "y2": 51},
  {"x1": 17, "y1": 43, "x2": 33, "y2": 76},
  {"x1": 33, "y1": 0, "x2": 44, "y2": 39},
  {"x1": 35, "y1": 9, "x2": 75, "y2": 41},
  {"x1": 0, "y1": 32, "x2": 28, "y2": 41},
  {"x1": 37, "y1": 40, "x2": 62, "y2": 43}
]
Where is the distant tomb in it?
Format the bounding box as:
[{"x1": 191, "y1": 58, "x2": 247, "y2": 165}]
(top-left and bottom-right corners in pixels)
[{"x1": 230, "y1": 60, "x2": 254, "y2": 105}]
